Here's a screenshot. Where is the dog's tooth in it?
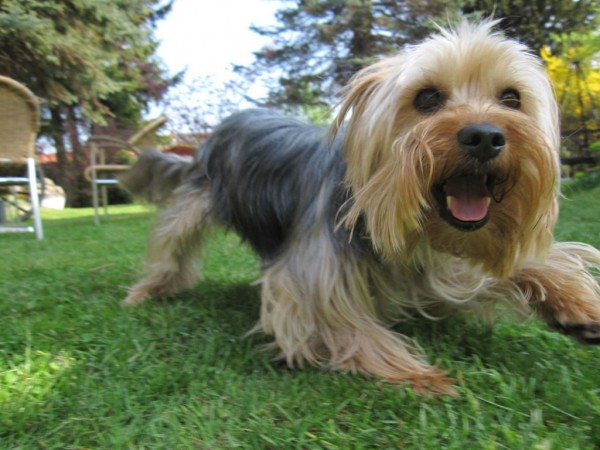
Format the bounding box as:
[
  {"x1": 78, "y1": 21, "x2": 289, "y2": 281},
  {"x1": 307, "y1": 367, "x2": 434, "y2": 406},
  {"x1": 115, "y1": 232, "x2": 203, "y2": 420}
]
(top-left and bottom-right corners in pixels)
[{"x1": 446, "y1": 196, "x2": 452, "y2": 210}]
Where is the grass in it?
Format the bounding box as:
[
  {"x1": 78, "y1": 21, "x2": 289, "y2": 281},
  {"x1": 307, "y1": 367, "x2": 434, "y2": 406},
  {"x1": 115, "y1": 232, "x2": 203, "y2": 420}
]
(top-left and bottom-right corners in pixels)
[{"x1": 1, "y1": 186, "x2": 599, "y2": 449}]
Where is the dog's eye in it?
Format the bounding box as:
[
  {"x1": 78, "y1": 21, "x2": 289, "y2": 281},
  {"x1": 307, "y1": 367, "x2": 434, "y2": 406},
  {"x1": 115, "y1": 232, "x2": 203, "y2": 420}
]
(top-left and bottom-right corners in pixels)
[
  {"x1": 414, "y1": 88, "x2": 445, "y2": 113},
  {"x1": 499, "y1": 89, "x2": 521, "y2": 109}
]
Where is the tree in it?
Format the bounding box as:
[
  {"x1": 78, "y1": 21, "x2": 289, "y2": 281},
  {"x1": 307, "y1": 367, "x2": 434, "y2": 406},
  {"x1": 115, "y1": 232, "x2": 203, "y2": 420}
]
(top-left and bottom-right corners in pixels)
[
  {"x1": 241, "y1": 0, "x2": 598, "y2": 120},
  {"x1": 0, "y1": 0, "x2": 175, "y2": 206},
  {"x1": 240, "y1": 0, "x2": 455, "y2": 116},
  {"x1": 461, "y1": 0, "x2": 598, "y2": 53}
]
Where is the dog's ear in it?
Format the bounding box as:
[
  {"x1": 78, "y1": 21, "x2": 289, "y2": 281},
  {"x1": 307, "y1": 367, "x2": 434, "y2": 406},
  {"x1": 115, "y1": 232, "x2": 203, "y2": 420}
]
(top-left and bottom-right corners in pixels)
[
  {"x1": 334, "y1": 54, "x2": 411, "y2": 197},
  {"x1": 332, "y1": 55, "x2": 432, "y2": 255},
  {"x1": 334, "y1": 58, "x2": 396, "y2": 135}
]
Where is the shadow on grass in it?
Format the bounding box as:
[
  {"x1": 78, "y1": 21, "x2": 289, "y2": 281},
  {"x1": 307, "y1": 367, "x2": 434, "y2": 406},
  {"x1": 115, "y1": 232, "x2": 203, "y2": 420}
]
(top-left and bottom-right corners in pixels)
[
  {"x1": 140, "y1": 277, "x2": 597, "y2": 388},
  {"x1": 396, "y1": 312, "x2": 586, "y2": 365},
  {"x1": 152, "y1": 280, "x2": 263, "y2": 326}
]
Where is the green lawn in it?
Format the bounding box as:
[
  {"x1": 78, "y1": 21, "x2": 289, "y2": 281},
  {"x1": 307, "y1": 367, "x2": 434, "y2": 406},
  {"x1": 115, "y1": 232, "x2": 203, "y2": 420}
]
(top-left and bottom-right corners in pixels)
[{"x1": 1, "y1": 186, "x2": 599, "y2": 449}]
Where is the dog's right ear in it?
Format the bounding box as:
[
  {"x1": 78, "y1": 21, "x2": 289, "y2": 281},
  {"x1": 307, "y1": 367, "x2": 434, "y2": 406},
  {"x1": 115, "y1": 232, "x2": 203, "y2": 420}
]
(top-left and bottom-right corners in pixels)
[
  {"x1": 332, "y1": 55, "x2": 407, "y2": 193},
  {"x1": 331, "y1": 54, "x2": 432, "y2": 256},
  {"x1": 333, "y1": 57, "x2": 396, "y2": 137}
]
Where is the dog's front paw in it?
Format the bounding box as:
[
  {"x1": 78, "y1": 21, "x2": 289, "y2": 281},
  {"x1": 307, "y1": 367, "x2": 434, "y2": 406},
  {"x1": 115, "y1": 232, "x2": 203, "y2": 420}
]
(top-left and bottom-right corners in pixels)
[{"x1": 553, "y1": 322, "x2": 600, "y2": 345}]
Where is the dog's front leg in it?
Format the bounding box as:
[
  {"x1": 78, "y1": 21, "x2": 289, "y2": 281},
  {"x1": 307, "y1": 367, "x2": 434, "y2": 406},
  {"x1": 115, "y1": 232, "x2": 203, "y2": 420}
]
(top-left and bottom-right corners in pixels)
[
  {"x1": 258, "y1": 239, "x2": 456, "y2": 395},
  {"x1": 515, "y1": 242, "x2": 600, "y2": 344}
]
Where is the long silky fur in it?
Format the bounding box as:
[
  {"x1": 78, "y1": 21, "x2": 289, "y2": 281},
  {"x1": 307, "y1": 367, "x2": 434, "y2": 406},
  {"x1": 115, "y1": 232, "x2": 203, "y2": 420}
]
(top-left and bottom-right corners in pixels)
[{"x1": 120, "y1": 21, "x2": 600, "y2": 394}]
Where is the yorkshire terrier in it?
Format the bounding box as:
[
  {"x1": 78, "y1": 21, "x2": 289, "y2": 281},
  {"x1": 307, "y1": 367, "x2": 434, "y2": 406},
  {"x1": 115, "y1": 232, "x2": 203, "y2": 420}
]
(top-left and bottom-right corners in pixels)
[{"x1": 120, "y1": 21, "x2": 600, "y2": 394}]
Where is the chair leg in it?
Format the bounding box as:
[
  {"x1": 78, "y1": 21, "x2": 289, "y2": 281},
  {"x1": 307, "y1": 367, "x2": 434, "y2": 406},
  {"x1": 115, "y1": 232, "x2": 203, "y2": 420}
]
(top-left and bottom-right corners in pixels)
[
  {"x1": 27, "y1": 157, "x2": 43, "y2": 240},
  {"x1": 101, "y1": 185, "x2": 109, "y2": 219},
  {"x1": 91, "y1": 179, "x2": 100, "y2": 225},
  {"x1": 90, "y1": 142, "x2": 101, "y2": 225}
]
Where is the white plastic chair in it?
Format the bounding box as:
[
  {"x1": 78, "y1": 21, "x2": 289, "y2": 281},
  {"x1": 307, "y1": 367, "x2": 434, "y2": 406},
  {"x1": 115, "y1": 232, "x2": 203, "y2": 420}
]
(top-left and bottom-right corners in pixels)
[{"x1": 0, "y1": 76, "x2": 43, "y2": 239}]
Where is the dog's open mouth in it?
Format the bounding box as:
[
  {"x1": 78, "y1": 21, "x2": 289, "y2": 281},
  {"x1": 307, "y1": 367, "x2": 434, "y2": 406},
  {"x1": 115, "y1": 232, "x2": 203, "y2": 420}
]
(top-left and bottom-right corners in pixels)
[{"x1": 433, "y1": 174, "x2": 494, "y2": 231}]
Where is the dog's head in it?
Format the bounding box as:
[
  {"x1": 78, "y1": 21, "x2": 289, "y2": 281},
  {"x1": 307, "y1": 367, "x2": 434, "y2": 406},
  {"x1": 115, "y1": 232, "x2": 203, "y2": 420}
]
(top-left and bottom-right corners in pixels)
[{"x1": 335, "y1": 20, "x2": 560, "y2": 278}]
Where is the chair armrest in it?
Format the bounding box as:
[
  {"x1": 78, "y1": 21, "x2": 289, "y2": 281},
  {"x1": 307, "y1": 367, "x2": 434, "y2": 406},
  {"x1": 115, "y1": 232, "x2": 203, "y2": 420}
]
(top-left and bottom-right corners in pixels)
[{"x1": 87, "y1": 135, "x2": 141, "y2": 154}]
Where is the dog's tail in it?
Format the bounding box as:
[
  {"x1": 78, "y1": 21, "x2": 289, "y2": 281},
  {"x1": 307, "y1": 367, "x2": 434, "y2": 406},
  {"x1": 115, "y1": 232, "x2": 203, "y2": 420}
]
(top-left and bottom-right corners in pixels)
[{"x1": 119, "y1": 150, "x2": 193, "y2": 204}]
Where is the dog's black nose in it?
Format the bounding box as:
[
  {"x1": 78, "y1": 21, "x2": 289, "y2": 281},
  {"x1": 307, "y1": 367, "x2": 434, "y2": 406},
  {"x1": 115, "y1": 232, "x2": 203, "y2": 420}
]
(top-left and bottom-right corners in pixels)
[{"x1": 457, "y1": 124, "x2": 505, "y2": 162}]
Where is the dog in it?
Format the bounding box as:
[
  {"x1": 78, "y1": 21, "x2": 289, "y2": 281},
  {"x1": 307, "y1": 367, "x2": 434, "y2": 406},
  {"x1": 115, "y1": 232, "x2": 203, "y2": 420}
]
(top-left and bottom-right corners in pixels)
[{"x1": 120, "y1": 20, "x2": 600, "y2": 395}]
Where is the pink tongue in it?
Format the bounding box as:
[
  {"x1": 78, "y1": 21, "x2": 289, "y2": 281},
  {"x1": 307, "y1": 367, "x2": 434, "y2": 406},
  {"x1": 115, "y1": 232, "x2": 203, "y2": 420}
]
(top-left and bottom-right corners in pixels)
[{"x1": 445, "y1": 176, "x2": 490, "y2": 222}]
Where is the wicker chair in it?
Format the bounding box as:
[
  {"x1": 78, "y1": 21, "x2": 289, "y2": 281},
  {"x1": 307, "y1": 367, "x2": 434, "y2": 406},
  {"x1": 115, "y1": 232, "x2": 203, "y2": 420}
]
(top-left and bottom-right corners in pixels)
[
  {"x1": 0, "y1": 76, "x2": 43, "y2": 239},
  {"x1": 84, "y1": 116, "x2": 167, "y2": 225}
]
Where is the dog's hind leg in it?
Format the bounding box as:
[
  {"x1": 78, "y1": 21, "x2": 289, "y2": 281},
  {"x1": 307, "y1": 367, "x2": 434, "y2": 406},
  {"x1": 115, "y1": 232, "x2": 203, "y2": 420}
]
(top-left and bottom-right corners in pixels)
[
  {"x1": 258, "y1": 235, "x2": 456, "y2": 395},
  {"x1": 122, "y1": 184, "x2": 213, "y2": 306}
]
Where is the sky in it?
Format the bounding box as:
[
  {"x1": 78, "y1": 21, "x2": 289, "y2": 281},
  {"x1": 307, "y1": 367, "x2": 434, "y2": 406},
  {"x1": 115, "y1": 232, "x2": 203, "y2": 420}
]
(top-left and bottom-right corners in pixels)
[{"x1": 155, "y1": 0, "x2": 282, "y2": 82}]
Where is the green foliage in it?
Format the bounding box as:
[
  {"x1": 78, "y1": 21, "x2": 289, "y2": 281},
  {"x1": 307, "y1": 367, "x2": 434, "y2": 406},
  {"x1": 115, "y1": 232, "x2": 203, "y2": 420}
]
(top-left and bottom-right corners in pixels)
[
  {"x1": 0, "y1": 0, "x2": 173, "y2": 123},
  {"x1": 0, "y1": 188, "x2": 599, "y2": 447},
  {"x1": 0, "y1": 0, "x2": 177, "y2": 206},
  {"x1": 461, "y1": 0, "x2": 598, "y2": 53},
  {"x1": 562, "y1": 170, "x2": 600, "y2": 194},
  {"x1": 243, "y1": 0, "x2": 598, "y2": 114},
  {"x1": 542, "y1": 29, "x2": 600, "y2": 146},
  {"x1": 242, "y1": 0, "x2": 455, "y2": 110},
  {"x1": 0, "y1": 0, "x2": 176, "y2": 128}
]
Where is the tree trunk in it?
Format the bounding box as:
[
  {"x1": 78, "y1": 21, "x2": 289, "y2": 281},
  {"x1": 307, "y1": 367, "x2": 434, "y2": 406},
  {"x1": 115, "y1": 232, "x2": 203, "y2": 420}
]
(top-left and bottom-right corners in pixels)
[
  {"x1": 49, "y1": 106, "x2": 74, "y2": 205},
  {"x1": 65, "y1": 105, "x2": 89, "y2": 206}
]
